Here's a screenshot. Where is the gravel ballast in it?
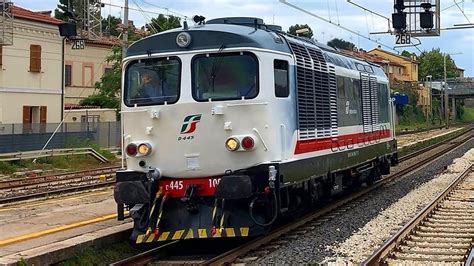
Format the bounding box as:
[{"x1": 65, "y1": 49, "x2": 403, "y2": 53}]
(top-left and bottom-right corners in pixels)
[{"x1": 257, "y1": 139, "x2": 474, "y2": 264}]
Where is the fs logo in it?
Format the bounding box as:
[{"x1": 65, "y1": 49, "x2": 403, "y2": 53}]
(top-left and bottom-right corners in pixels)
[{"x1": 180, "y1": 114, "x2": 202, "y2": 134}]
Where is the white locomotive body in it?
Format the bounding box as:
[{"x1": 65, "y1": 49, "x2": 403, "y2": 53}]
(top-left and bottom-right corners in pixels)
[{"x1": 114, "y1": 17, "x2": 397, "y2": 242}]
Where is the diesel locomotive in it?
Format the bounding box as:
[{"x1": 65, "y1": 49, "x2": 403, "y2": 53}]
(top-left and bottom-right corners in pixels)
[{"x1": 114, "y1": 17, "x2": 398, "y2": 243}]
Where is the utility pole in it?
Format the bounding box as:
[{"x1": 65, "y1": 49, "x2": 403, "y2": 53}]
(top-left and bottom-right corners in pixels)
[
  {"x1": 426, "y1": 75, "x2": 432, "y2": 123},
  {"x1": 122, "y1": 0, "x2": 129, "y2": 58},
  {"x1": 443, "y1": 52, "x2": 462, "y2": 128},
  {"x1": 443, "y1": 55, "x2": 448, "y2": 128}
]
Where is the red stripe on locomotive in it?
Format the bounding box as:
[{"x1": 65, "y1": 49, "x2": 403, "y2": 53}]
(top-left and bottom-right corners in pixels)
[{"x1": 295, "y1": 129, "x2": 391, "y2": 154}]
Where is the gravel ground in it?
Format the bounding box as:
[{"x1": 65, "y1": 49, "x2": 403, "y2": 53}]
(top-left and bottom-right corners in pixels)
[{"x1": 257, "y1": 139, "x2": 474, "y2": 264}]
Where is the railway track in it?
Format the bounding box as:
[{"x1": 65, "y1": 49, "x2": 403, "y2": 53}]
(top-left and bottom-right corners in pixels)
[
  {"x1": 110, "y1": 128, "x2": 474, "y2": 265},
  {"x1": 0, "y1": 166, "x2": 120, "y2": 204},
  {"x1": 365, "y1": 165, "x2": 473, "y2": 265},
  {"x1": 0, "y1": 127, "x2": 469, "y2": 205},
  {"x1": 204, "y1": 128, "x2": 474, "y2": 265}
]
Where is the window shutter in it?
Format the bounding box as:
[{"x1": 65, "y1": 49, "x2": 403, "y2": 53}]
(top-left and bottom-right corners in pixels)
[
  {"x1": 0, "y1": 45, "x2": 3, "y2": 67},
  {"x1": 30, "y1": 45, "x2": 41, "y2": 72},
  {"x1": 23, "y1": 106, "x2": 32, "y2": 124},
  {"x1": 40, "y1": 106, "x2": 47, "y2": 123}
]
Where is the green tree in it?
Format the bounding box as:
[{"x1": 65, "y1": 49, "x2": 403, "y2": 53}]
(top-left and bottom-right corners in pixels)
[
  {"x1": 102, "y1": 15, "x2": 122, "y2": 37},
  {"x1": 419, "y1": 48, "x2": 458, "y2": 80},
  {"x1": 401, "y1": 50, "x2": 413, "y2": 57},
  {"x1": 80, "y1": 46, "x2": 121, "y2": 109},
  {"x1": 146, "y1": 14, "x2": 181, "y2": 34},
  {"x1": 327, "y1": 38, "x2": 356, "y2": 50},
  {"x1": 287, "y1": 24, "x2": 314, "y2": 38}
]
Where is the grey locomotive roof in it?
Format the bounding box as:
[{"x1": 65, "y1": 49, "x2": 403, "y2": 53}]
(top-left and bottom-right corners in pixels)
[
  {"x1": 126, "y1": 23, "x2": 292, "y2": 57},
  {"x1": 126, "y1": 17, "x2": 386, "y2": 78}
]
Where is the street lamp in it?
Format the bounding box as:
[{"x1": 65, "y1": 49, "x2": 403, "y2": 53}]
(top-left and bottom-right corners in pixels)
[
  {"x1": 443, "y1": 52, "x2": 462, "y2": 128},
  {"x1": 426, "y1": 75, "x2": 432, "y2": 122}
]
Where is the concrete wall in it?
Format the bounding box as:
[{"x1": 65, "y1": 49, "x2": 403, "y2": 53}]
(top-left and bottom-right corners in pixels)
[
  {"x1": 0, "y1": 19, "x2": 62, "y2": 124},
  {"x1": 64, "y1": 42, "x2": 113, "y2": 105}
]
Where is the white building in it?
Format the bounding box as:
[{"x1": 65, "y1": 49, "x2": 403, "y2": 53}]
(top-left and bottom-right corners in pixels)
[{"x1": 0, "y1": 5, "x2": 62, "y2": 125}]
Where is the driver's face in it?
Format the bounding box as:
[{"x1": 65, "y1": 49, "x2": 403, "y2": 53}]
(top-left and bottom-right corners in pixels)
[{"x1": 142, "y1": 75, "x2": 152, "y2": 83}]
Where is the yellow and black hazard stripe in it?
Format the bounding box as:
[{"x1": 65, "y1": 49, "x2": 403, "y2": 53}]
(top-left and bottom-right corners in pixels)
[{"x1": 136, "y1": 227, "x2": 250, "y2": 243}]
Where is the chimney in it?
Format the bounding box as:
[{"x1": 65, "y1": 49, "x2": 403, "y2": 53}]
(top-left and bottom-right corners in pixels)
[{"x1": 36, "y1": 10, "x2": 52, "y2": 16}]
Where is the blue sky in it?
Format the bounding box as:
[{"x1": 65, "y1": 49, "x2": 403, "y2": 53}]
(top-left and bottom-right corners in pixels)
[{"x1": 17, "y1": 0, "x2": 474, "y2": 77}]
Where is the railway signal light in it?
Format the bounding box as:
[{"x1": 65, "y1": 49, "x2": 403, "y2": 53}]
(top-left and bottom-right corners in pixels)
[
  {"x1": 420, "y1": 3, "x2": 434, "y2": 29},
  {"x1": 392, "y1": 0, "x2": 406, "y2": 33},
  {"x1": 392, "y1": 12, "x2": 407, "y2": 32}
]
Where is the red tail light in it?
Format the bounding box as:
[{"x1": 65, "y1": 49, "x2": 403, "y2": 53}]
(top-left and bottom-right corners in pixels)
[
  {"x1": 126, "y1": 143, "x2": 137, "y2": 156},
  {"x1": 241, "y1": 136, "x2": 254, "y2": 150}
]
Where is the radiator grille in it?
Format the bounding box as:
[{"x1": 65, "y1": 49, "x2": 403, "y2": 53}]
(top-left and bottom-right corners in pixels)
[
  {"x1": 361, "y1": 73, "x2": 379, "y2": 132},
  {"x1": 288, "y1": 41, "x2": 338, "y2": 139},
  {"x1": 369, "y1": 75, "x2": 380, "y2": 131}
]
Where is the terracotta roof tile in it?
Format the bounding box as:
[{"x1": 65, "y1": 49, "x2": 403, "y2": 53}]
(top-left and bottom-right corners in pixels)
[{"x1": 12, "y1": 5, "x2": 63, "y2": 26}]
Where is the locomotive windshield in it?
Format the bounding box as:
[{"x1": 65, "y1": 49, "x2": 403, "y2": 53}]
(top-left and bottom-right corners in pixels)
[
  {"x1": 124, "y1": 57, "x2": 181, "y2": 106},
  {"x1": 192, "y1": 52, "x2": 258, "y2": 101}
]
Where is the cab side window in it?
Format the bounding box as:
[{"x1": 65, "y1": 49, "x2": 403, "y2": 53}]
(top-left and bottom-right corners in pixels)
[{"x1": 274, "y1": 60, "x2": 289, "y2": 97}]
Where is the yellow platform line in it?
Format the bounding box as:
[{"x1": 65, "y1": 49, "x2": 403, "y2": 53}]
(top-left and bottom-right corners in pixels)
[
  {"x1": 0, "y1": 212, "x2": 119, "y2": 247},
  {"x1": 0, "y1": 190, "x2": 112, "y2": 212}
]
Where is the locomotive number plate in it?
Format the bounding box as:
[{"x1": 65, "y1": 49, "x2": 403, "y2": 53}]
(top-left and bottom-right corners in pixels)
[{"x1": 159, "y1": 177, "x2": 221, "y2": 198}]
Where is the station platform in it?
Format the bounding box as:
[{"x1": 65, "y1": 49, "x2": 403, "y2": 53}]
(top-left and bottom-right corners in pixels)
[{"x1": 0, "y1": 188, "x2": 130, "y2": 265}]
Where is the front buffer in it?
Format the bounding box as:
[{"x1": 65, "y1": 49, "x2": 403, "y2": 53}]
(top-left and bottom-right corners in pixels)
[{"x1": 114, "y1": 165, "x2": 278, "y2": 243}]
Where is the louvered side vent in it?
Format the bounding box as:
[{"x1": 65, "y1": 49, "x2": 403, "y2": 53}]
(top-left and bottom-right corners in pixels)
[
  {"x1": 361, "y1": 73, "x2": 372, "y2": 133},
  {"x1": 328, "y1": 65, "x2": 338, "y2": 136},
  {"x1": 288, "y1": 41, "x2": 338, "y2": 139},
  {"x1": 369, "y1": 76, "x2": 379, "y2": 131}
]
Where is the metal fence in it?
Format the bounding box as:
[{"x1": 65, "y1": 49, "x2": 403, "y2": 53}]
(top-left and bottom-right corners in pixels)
[{"x1": 0, "y1": 122, "x2": 121, "y2": 153}]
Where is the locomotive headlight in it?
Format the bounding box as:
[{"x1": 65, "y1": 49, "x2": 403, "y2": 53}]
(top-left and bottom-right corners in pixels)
[
  {"x1": 176, "y1": 32, "x2": 191, "y2": 48},
  {"x1": 137, "y1": 143, "x2": 152, "y2": 156},
  {"x1": 225, "y1": 137, "x2": 240, "y2": 151}
]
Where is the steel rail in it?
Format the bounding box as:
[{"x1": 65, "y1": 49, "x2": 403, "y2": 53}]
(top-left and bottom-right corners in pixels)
[
  {"x1": 363, "y1": 165, "x2": 473, "y2": 265},
  {"x1": 0, "y1": 180, "x2": 115, "y2": 204},
  {"x1": 204, "y1": 129, "x2": 474, "y2": 265},
  {"x1": 0, "y1": 166, "x2": 120, "y2": 189}
]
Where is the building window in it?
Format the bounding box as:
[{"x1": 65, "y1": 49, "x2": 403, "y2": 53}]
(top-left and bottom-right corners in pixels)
[
  {"x1": 104, "y1": 67, "x2": 112, "y2": 74},
  {"x1": 65, "y1": 64, "x2": 72, "y2": 86},
  {"x1": 30, "y1": 44, "x2": 41, "y2": 72},
  {"x1": 83, "y1": 65, "x2": 93, "y2": 87},
  {"x1": 0, "y1": 45, "x2": 3, "y2": 67}
]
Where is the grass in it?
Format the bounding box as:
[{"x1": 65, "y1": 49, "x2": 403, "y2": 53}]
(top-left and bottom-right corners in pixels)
[
  {"x1": 398, "y1": 127, "x2": 467, "y2": 157},
  {"x1": 461, "y1": 107, "x2": 474, "y2": 122},
  {"x1": 56, "y1": 242, "x2": 141, "y2": 266},
  {"x1": 0, "y1": 152, "x2": 118, "y2": 176}
]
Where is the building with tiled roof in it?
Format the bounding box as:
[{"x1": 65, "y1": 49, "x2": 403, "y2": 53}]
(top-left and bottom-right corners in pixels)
[
  {"x1": 11, "y1": 6, "x2": 62, "y2": 25},
  {"x1": 368, "y1": 47, "x2": 419, "y2": 82},
  {"x1": 0, "y1": 5, "x2": 62, "y2": 125},
  {"x1": 64, "y1": 36, "x2": 120, "y2": 105}
]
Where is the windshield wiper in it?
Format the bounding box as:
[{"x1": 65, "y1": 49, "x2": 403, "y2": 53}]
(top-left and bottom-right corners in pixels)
[{"x1": 209, "y1": 44, "x2": 226, "y2": 93}]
